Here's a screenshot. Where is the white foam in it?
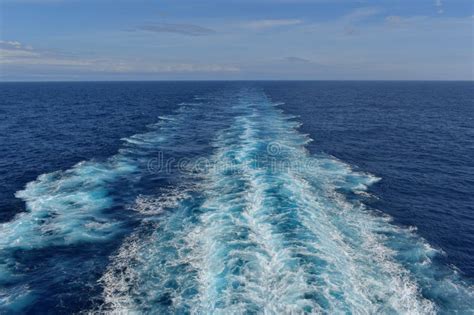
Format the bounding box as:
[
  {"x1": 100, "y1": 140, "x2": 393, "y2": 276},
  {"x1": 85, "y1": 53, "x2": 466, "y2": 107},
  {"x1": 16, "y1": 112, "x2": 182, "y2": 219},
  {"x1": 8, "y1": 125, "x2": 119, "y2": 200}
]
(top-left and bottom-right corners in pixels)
[
  {"x1": 97, "y1": 88, "x2": 474, "y2": 314},
  {"x1": 132, "y1": 186, "x2": 194, "y2": 216}
]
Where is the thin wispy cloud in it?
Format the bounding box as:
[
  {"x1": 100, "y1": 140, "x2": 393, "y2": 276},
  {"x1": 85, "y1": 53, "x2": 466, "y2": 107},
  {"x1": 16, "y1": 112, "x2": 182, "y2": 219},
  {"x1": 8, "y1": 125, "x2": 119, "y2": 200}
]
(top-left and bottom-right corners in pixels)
[
  {"x1": 0, "y1": 40, "x2": 39, "y2": 58},
  {"x1": 283, "y1": 56, "x2": 311, "y2": 63},
  {"x1": 0, "y1": 40, "x2": 33, "y2": 51},
  {"x1": 138, "y1": 23, "x2": 216, "y2": 36},
  {"x1": 135, "y1": 63, "x2": 240, "y2": 73},
  {"x1": 0, "y1": 40, "x2": 239, "y2": 76},
  {"x1": 0, "y1": 40, "x2": 23, "y2": 49},
  {"x1": 343, "y1": 7, "x2": 381, "y2": 22},
  {"x1": 341, "y1": 7, "x2": 381, "y2": 36},
  {"x1": 243, "y1": 19, "x2": 302, "y2": 29},
  {"x1": 435, "y1": 0, "x2": 444, "y2": 14}
]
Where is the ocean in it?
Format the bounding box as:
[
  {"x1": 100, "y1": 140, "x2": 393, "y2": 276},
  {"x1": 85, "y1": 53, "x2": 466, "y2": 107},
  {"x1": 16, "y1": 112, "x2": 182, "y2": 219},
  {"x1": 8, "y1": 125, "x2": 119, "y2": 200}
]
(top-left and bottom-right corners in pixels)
[{"x1": 0, "y1": 81, "x2": 473, "y2": 313}]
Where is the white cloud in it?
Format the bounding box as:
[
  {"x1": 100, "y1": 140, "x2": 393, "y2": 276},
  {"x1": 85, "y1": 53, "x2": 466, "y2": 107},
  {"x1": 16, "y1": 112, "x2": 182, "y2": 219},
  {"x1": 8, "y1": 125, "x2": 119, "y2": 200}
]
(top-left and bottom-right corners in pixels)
[
  {"x1": 0, "y1": 41, "x2": 22, "y2": 48},
  {"x1": 242, "y1": 19, "x2": 302, "y2": 29},
  {"x1": 0, "y1": 40, "x2": 33, "y2": 50}
]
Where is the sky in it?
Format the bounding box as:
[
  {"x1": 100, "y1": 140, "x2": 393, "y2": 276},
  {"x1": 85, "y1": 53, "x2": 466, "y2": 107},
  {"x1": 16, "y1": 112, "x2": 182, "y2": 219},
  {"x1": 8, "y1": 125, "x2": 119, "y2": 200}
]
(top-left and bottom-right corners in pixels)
[{"x1": 0, "y1": 0, "x2": 473, "y2": 81}]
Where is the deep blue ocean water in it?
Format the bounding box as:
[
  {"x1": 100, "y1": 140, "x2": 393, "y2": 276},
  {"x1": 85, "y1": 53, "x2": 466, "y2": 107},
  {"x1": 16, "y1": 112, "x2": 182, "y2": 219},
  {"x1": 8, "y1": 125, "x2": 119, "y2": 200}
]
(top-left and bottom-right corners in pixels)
[{"x1": 0, "y1": 81, "x2": 473, "y2": 313}]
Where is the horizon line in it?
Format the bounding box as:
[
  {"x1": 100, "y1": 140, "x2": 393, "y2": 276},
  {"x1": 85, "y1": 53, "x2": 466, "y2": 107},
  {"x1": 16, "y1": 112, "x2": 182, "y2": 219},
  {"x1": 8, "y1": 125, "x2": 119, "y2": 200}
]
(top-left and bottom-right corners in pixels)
[{"x1": 1, "y1": 79, "x2": 473, "y2": 83}]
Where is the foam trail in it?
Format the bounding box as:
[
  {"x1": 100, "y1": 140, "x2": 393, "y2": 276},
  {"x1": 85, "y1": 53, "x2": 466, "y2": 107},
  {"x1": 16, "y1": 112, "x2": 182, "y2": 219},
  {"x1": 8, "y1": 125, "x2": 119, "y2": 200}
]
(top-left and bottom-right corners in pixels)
[{"x1": 100, "y1": 88, "x2": 473, "y2": 314}]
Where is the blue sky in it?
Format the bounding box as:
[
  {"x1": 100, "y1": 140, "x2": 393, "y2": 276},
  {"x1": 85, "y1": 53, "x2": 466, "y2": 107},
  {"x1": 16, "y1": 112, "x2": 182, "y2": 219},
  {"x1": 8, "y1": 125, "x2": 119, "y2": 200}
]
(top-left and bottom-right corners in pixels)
[{"x1": 0, "y1": 0, "x2": 472, "y2": 80}]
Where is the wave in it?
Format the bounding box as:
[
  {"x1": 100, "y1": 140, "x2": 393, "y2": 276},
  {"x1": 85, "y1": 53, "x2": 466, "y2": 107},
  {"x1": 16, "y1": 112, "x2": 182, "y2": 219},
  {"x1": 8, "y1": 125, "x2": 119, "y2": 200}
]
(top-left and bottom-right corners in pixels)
[{"x1": 98, "y1": 89, "x2": 473, "y2": 313}]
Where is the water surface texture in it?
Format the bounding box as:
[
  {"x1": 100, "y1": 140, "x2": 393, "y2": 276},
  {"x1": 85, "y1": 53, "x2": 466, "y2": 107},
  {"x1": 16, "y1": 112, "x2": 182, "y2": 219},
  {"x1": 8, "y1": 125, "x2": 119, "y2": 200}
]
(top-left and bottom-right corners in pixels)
[{"x1": 0, "y1": 82, "x2": 473, "y2": 313}]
